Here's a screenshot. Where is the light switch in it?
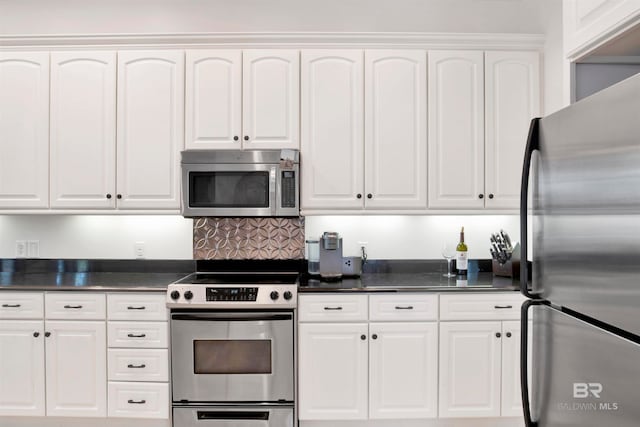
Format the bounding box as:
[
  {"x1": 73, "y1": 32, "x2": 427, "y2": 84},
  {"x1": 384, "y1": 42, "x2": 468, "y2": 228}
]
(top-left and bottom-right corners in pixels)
[
  {"x1": 27, "y1": 240, "x2": 39, "y2": 258},
  {"x1": 15, "y1": 241, "x2": 27, "y2": 258}
]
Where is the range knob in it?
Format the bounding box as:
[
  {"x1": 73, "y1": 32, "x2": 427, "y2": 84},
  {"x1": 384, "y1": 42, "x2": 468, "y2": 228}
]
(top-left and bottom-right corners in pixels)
[
  {"x1": 170, "y1": 290, "x2": 180, "y2": 300},
  {"x1": 184, "y1": 290, "x2": 194, "y2": 301},
  {"x1": 270, "y1": 291, "x2": 279, "y2": 301},
  {"x1": 283, "y1": 291, "x2": 293, "y2": 300}
]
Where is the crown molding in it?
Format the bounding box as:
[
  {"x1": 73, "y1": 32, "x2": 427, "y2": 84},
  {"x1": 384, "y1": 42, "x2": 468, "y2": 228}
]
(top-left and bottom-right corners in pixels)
[{"x1": 0, "y1": 32, "x2": 545, "y2": 50}]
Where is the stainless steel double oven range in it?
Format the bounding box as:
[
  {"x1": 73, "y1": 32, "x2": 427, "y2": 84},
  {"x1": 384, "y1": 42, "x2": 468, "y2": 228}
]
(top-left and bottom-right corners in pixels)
[{"x1": 167, "y1": 261, "x2": 299, "y2": 427}]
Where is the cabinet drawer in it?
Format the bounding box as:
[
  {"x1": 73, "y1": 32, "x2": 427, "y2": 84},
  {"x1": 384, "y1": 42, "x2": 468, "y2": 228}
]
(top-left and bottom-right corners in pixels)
[
  {"x1": 108, "y1": 349, "x2": 169, "y2": 382},
  {"x1": 0, "y1": 292, "x2": 44, "y2": 319},
  {"x1": 108, "y1": 382, "x2": 169, "y2": 419},
  {"x1": 108, "y1": 321, "x2": 168, "y2": 348},
  {"x1": 45, "y1": 293, "x2": 106, "y2": 320},
  {"x1": 369, "y1": 294, "x2": 438, "y2": 321},
  {"x1": 299, "y1": 294, "x2": 368, "y2": 322},
  {"x1": 107, "y1": 293, "x2": 168, "y2": 321},
  {"x1": 439, "y1": 293, "x2": 524, "y2": 321}
]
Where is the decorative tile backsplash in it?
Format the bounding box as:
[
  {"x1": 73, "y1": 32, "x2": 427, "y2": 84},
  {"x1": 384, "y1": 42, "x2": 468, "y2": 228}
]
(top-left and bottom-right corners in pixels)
[{"x1": 193, "y1": 217, "x2": 305, "y2": 260}]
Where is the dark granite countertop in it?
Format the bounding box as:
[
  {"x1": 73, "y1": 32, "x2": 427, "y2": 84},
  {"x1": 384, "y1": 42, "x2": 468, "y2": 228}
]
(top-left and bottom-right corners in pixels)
[
  {"x1": 0, "y1": 259, "x2": 194, "y2": 292},
  {"x1": 299, "y1": 271, "x2": 519, "y2": 293}
]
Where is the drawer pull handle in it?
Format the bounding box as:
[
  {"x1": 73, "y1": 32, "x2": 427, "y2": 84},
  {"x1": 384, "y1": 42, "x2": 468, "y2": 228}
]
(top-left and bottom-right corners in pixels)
[
  {"x1": 127, "y1": 306, "x2": 146, "y2": 310},
  {"x1": 64, "y1": 305, "x2": 83, "y2": 309},
  {"x1": 127, "y1": 399, "x2": 146, "y2": 405},
  {"x1": 127, "y1": 333, "x2": 147, "y2": 338},
  {"x1": 494, "y1": 305, "x2": 513, "y2": 309},
  {"x1": 395, "y1": 306, "x2": 414, "y2": 310},
  {"x1": 127, "y1": 364, "x2": 146, "y2": 369},
  {"x1": 2, "y1": 304, "x2": 21, "y2": 308},
  {"x1": 324, "y1": 306, "x2": 343, "y2": 311}
]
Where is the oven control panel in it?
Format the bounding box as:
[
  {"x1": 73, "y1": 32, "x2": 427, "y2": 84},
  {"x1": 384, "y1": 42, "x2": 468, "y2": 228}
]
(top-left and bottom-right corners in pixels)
[{"x1": 206, "y1": 287, "x2": 258, "y2": 302}]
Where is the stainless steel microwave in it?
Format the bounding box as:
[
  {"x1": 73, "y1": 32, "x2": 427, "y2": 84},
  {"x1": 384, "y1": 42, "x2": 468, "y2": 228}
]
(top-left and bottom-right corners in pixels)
[{"x1": 181, "y1": 150, "x2": 299, "y2": 217}]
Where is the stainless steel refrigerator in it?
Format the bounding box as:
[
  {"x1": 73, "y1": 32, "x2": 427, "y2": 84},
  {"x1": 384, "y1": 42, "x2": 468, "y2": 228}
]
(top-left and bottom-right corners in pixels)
[{"x1": 520, "y1": 72, "x2": 640, "y2": 427}]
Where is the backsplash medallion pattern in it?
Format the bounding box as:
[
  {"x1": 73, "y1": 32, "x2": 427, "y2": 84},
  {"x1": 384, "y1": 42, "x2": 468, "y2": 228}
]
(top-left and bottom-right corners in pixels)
[{"x1": 193, "y1": 217, "x2": 305, "y2": 260}]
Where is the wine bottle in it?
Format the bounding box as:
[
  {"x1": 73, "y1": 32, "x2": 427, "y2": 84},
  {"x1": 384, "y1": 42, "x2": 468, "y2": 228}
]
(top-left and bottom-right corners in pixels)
[{"x1": 456, "y1": 227, "x2": 468, "y2": 276}]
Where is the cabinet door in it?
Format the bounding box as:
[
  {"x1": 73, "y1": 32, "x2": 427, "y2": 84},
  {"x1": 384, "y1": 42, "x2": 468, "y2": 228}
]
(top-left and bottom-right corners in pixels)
[
  {"x1": 50, "y1": 52, "x2": 116, "y2": 209},
  {"x1": 0, "y1": 52, "x2": 49, "y2": 209},
  {"x1": 185, "y1": 50, "x2": 242, "y2": 150},
  {"x1": 298, "y1": 322, "x2": 368, "y2": 420},
  {"x1": 502, "y1": 320, "x2": 531, "y2": 417},
  {"x1": 369, "y1": 322, "x2": 437, "y2": 419},
  {"x1": 301, "y1": 50, "x2": 364, "y2": 210},
  {"x1": 428, "y1": 51, "x2": 485, "y2": 209},
  {"x1": 485, "y1": 51, "x2": 540, "y2": 209},
  {"x1": 364, "y1": 50, "x2": 427, "y2": 209},
  {"x1": 439, "y1": 321, "x2": 501, "y2": 418},
  {"x1": 45, "y1": 321, "x2": 107, "y2": 417},
  {"x1": 0, "y1": 320, "x2": 45, "y2": 416},
  {"x1": 117, "y1": 50, "x2": 184, "y2": 210},
  {"x1": 242, "y1": 50, "x2": 299, "y2": 149}
]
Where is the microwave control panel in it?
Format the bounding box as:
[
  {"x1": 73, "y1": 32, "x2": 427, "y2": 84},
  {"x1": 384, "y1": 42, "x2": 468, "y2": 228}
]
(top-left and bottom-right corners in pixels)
[
  {"x1": 281, "y1": 171, "x2": 296, "y2": 208},
  {"x1": 206, "y1": 287, "x2": 258, "y2": 302}
]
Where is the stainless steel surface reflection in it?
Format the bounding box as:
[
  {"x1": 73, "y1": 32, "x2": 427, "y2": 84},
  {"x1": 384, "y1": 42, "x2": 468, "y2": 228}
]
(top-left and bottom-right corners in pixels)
[{"x1": 534, "y1": 74, "x2": 640, "y2": 336}]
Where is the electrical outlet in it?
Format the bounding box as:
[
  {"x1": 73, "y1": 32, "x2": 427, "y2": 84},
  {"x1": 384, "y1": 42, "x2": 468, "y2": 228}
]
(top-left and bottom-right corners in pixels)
[
  {"x1": 15, "y1": 240, "x2": 27, "y2": 258},
  {"x1": 27, "y1": 240, "x2": 39, "y2": 258},
  {"x1": 357, "y1": 241, "x2": 369, "y2": 261},
  {"x1": 135, "y1": 242, "x2": 145, "y2": 259}
]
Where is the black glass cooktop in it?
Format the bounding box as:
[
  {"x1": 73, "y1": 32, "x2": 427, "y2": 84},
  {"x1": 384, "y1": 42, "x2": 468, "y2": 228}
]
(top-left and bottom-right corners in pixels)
[{"x1": 175, "y1": 272, "x2": 299, "y2": 285}]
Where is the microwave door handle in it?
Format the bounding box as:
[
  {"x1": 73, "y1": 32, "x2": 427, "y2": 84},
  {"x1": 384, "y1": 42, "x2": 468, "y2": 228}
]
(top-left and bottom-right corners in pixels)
[{"x1": 270, "y1": 166, "x2": 278, "y2": 215}]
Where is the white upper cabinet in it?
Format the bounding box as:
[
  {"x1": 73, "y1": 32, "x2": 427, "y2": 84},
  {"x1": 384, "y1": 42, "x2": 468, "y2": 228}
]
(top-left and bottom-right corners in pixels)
[
  {"x1": 301, "y1": 50, "x2": 365, "y2": 210},
  {"x1": 364, "y1": 50, "x2": 427, "y2": 210},
  {"x1": 243, "y1": 50, "x2": 299, "y2": 149},
  {"x1": 185, "y1": 50, "x2": 242, "y2": 150},
  {"x1": 564, "y1": 0, "x2": 640, "y2": 57},
  {"x1": 485, "y1": 51, "x2": 541, "y2": 209},
  {"x1": 117, "y1": 50, "x2": 184, "y2": 210},
  {"x1": 50, "y1": 52, "x2": 117, "y2": 209},
  {"x1": 0, "y1": 52, "x2": 50, "y2": 209},
  {"x1": 428, "y1": 50, "x2": 540, "y2": 210},
  {"x1": 185, "y1": 49, "x2": 299, "y2": 150},
  {"x1": 428, "y1": 50, "x2": 485, "y2": 209}
]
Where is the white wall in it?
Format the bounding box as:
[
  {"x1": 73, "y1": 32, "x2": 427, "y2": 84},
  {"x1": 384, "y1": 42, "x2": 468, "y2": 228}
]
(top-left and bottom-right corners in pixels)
[
  {"x1": 541, "y1": 0, "x2": 570, "y2": 114},
  {"x1": 0, "y1": 214, "x2": 518, "y2": 260},
  {"x1": 305, "y1": 215, "x2": 520, "y2": 260},
  {"x1": 0, "y1": 215, "x2": 193, "y2": 259},
  {"x1": 1, "y1": 0, "x2": 548, "y2": 36}
]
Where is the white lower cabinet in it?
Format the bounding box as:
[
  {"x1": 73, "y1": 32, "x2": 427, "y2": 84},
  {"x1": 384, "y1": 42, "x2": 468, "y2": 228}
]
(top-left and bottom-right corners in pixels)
[
  {"x1": 369, "y1": 322, "x2": 438, "y2": 419},
  {"x1": 298, "y1": 294, "x2": 439, "y2": 421},
  {"x1": 45, "y1": 321, "x2": 107, "y2": 417},
  {"x1": 298, "y1": 322, "x2": 369, "y2": 420},
  {"x1": 0, "y1": 320, "x2": 46, "y2": 416},
  {"x1": 108, "y1": 382, "x2": 169, "y2": 419}
]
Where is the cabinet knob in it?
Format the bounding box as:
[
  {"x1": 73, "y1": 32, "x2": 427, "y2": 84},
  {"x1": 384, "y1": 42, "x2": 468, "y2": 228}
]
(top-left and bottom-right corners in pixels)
[
  {"x1": 495, "y1": 332, "x2": 501, "y2": 338},
  {"x1": 45, "y1": 332, "x2": 51, "y2": 338},
  {"x1": 117, "y1": 194, "x2": 122, "y2": 199},
  {"x1": 233, "y1": 136, "x2": 239, "y2": 141},
  {"x1": 367, "y1": 194, "x2": 373, "y2": 199},
  {"x1": 360, "y1": 334, "x2": 366, "y2": 341},
  {"x1": 357, "y1": 194, "x2": 362, "y2": 199},
  {"x1": 33, "y1": 332, "x2": 40, "y2": 338},
  {"x1": 372, "y1": 334, "x2": 378, "y2": 340},
  {"x1": 244, "y1": 136, "x2": 249, "y2": 141},
  {"x1": 106, "y1": 194, "x2": 112, "y2": 199},
  {"x1": 488, "y1": 194, "x2": 494, "y2": 199},
  {"x1": 506, "y1": 332, "x2": 512, "y2": 338},
  {"x1": 478, "y1": 194, "x2": 484, "y2": 199}
]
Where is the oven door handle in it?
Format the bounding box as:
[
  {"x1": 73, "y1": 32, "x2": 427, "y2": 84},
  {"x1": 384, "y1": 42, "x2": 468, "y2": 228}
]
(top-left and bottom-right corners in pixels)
[
  {"x1": 171, "y1": 313, "x2": 293, "y2": 322},
  {"x1": 197, "y1": 411, "x2": 270, "y2": 421}
]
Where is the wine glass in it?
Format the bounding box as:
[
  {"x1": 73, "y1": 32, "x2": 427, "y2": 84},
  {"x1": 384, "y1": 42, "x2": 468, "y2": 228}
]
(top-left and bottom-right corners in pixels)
[{"x1": 442, "y1": 243, "x2": 456, "y2": 278}]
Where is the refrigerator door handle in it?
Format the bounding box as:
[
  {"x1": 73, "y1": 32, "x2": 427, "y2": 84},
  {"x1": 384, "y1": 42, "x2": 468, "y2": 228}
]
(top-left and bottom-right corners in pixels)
[
  {"x1": 521, "y1": 299, "x2": 548, "y2": 427},
  {"x1": 520, "y1": 117, "x2": 542, "y2": 299}
]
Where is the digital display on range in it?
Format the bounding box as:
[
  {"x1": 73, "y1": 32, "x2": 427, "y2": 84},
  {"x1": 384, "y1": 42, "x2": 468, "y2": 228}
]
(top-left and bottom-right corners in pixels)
[{"x1": 206, "y1": 287, "x2": 258, "y2": 302}]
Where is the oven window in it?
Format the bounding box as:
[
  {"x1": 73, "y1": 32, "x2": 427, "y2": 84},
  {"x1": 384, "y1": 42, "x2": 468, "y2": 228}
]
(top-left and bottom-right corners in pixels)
[
  {"x1": 193, "y1": 340, "x2": 272, "y2": 374},
  {"x1": 189, "y1": 172, "x2": 270, "y2": 208}
]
